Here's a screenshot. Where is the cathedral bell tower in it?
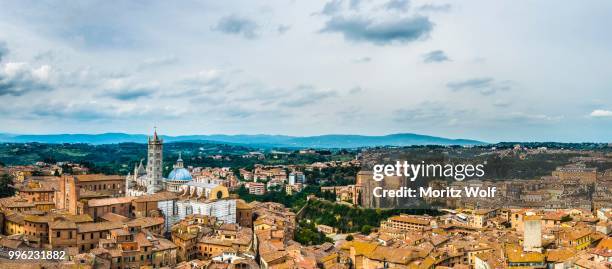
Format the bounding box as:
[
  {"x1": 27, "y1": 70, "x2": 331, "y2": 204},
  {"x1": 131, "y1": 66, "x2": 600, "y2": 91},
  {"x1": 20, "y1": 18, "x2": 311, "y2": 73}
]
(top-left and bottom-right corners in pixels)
[{"x1": 146, "y1": 128, "x2": 164, "y2": 194}]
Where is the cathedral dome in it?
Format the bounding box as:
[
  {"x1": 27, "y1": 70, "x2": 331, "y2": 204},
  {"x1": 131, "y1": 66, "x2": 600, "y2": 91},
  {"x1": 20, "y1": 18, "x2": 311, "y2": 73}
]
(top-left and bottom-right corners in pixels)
[
  {"x1": 167, "y1": 168, "x2": 192, "y2": 181},
  {"x1": 166, "y1": 153, "x2": 191, "y2": 181}
]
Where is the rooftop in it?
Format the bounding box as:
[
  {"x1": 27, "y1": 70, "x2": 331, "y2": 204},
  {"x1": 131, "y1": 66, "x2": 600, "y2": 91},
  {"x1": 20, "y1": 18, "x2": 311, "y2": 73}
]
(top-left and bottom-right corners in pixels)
[
  {"x1": 88, "y1": 196, "x2": 135, "y2": 207},
  {"x1": 72, "y1": 174, "x2": 123, "y2": 182}
]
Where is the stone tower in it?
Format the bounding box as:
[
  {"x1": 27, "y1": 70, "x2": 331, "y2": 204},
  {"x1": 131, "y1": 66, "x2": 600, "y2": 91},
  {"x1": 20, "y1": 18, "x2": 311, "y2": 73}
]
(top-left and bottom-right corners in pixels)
[
  {"x1": 523, "y1": 213, "x2": 542, "y2": 252},
  {"x1": 146, "y1": 128, "x2": 164, "y2": 194}
]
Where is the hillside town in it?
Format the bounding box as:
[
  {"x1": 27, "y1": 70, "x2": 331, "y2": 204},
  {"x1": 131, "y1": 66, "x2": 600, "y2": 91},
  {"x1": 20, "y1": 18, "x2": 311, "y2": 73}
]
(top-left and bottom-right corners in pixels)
[{"x1": 0, "y1": 131, "x2": 611, "y2": 269}]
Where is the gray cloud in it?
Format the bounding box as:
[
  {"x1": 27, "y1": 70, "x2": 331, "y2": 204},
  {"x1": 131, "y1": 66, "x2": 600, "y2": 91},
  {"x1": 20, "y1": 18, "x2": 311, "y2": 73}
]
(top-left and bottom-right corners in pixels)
[
  {"x1": 422, "y1": 50, "x2": 449, "y2": 63},
  {"x1": 385, "y1": 0, "x2": 410, "y2": 11},
  {"x1": 178, "y1": 69, "x2": 229, "y2": 95},
  {"x1": 394, "y1": 101, "x2": 470, "y2": 125},
  {"x1": 32, "y1": 103, "x2": 112, "y2": 120},
  {"x1": 349, "y1": 0, "x2": 362, "y2": 10},
  {"x1": 0, "y1": 63, "x2": 53, "y2": 96},
  {"x1": 220, "y1": 108, "x2": 291, "y2": 121},
  {"x1": 213, "y1": 15, "x2": 259, "y2": 39},
  {"x1": 277, "y1": 25, "x2": 291, "y2": 35},
  {"x1": 493, "y1": 100, "x2": 511, "y2": 108},
  {"x1": 189, "y1": 95, "x2": 228, "y2": 106},
  {"x1": 103, "y1": 88, "x2": 153, "y2": 101},
  {"x1": 498, "y1": 112, "x2": 563, "y2": 124},
  {"x1": 321, "y1": 0, "x2": 344, "y2": 15},
  {"x1": 446, "y1": 77, "x2": 512, "y2": 95},
  {"x1": 175, "y1": 69, "x2": 337, "y2": 110},
  {"x1": 280, "y1": 85, "x2": 337, "y2": 107},
  {"x1": 321, "y1": 15, "x2": 433, "y2": 45},
  {"x1": 349, "y1": 86, "x2": 363, "y2": 94},
  {"x1": 0, "y1": 42, "x2": 8, "y2": 62},
  {"x1": 137, "y1": 56, "x2": 178, "y2": 70},
  {"x1": 30, "y1": 101, "x2": 184, "y2": 121},
  {"x1": 224, "y1": 109, "x2": 251, "y2": 119},
  {"x1": 418, "y1": 4, "x2": 452, "y2": 12}
]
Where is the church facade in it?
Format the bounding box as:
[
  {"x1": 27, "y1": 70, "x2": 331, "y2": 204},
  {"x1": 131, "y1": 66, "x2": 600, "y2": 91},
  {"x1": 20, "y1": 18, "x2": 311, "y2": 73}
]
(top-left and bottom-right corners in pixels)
[{"x1": 125, "y1": 130, "x2": 237, "y2": 225}]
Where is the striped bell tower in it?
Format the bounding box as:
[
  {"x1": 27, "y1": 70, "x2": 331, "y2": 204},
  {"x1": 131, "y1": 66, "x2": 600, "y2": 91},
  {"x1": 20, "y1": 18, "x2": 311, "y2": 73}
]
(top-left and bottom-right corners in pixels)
[{"x1": 146, "y1": 127, "x2": 164, "y2": 194}]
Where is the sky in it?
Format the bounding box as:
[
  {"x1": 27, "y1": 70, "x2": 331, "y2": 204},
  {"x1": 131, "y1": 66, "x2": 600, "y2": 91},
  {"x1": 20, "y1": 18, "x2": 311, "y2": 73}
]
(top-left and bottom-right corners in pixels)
[{"x1": 0, "y1": 0, "x2": 611, "y2": 142}]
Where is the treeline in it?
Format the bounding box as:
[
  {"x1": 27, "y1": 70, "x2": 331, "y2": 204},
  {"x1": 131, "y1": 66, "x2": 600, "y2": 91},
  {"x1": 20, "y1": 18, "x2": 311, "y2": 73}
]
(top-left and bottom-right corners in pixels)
[
  {"x1": 300, "y1": 199, "x2": 440, "y2": 234},
  {"x1": 234, "y1": 185, "x2": 335, "y2": 211},
  {"x1": 486, "y1": 142, "x2": 611, "y2": 150},
  {"x1": 0, "y1": 143, "x2": 358, "y2": 177},
  {"x1": 304, "y1": 166, "x2": 360, "y2": 186},
  {"x1": 479, "y1": 153, "x2": 579, "y2": 179}
]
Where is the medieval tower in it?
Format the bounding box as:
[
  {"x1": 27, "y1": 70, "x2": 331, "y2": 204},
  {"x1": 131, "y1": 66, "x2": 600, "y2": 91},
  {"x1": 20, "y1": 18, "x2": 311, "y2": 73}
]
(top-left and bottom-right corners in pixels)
[{"x1": 146, "y1": 128, "x2": 164, "y2": 194}]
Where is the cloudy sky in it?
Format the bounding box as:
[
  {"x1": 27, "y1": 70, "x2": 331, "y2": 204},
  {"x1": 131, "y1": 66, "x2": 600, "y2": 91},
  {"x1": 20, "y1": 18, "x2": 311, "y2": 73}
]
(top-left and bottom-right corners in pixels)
[{"x1": 1, "y1": 0, "x2": 611, "y2": 142}]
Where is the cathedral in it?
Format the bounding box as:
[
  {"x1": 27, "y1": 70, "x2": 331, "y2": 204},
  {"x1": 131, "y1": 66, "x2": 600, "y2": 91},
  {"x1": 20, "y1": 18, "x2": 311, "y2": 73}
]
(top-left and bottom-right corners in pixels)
[
  {"x1": 126, "y1": 130, "x2": 164, "y2": 196},
  {"x1": 125, "y1": 129, "x2": 237, "y2": 224},
  {"x1": 125, "y1": 129, "x2": 207, "y2": 195}
]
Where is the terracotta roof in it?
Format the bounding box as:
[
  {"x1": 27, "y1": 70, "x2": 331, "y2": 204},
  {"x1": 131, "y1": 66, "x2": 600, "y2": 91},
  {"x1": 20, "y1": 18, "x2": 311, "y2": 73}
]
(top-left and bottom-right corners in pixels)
[
  {"x1": 340, "y1": 241, "x2": 378, "y2": 255},
  {"x1": 389, "y1": 215, "x2": 430, "y2": 225},
  {"x1": 0, "y1": 236, "x2": 28, "y2": 249},
  {"x1": 87, "y1": 196, "x2": 134, "y2": 207},
  {"x1": 133, "y1": 191, "x2": 178, "y2": 202},
  {"x1": 5, "y1": 212, "x2": 25, "y2": 223},
  {"x1": 66, "y1": 214, "x2": 94, "y2": 223},
  {"x1": 100, "y1": 212, "x2": 129, "y2": 222},
  {"x1": 127, "y1": 217, "x2": 164, "y2": 228},
  {"x1": 596, "y1": 237, "x2": 612, "y2": 249},
  {"x1": 155, "y1": 238, "x2": 177, "y2": 251},
  {"x1": 505, "y1": 244, "x2": 544, "y2": 263},
  {"x1": 24, "y1": 215, "x2": 52, "y2": 223},
  {"x1": 545, "y1": 248, "x2": 576, "y2": 262},
  {"x1": 561, "y1": 227, "x2": 592, "y2": 241},
  {"x1": 78, "y1": 221, "x2": 123, "y2": 233},
  {"x1": 50, "y1": 219, "x2": 77, "y2": 230},
  {"x1": 368, "y1": 247, "x2": 414, "y2": 264},
  {"x1": 133, "y1": 232, "x2": 154, "y2": 247},
  {"x1": 110, "y1": 228, "x2": 130, "y2": 236},
  {"x1": 260, "y1": 250, "x2": 288, "y2": 263},
  {"x1": 236, "y1": 199, "x2": 253, "y2": 209},
  {"x1": 72, "y1": 174, "x2": 123, "y2": 182}
]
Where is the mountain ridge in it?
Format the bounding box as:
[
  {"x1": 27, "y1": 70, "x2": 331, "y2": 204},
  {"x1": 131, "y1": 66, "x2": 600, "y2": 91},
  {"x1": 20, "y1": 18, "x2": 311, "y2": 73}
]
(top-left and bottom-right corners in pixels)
[{"x1": 0, "y1": 132, "x2": 486, "y2": 148}]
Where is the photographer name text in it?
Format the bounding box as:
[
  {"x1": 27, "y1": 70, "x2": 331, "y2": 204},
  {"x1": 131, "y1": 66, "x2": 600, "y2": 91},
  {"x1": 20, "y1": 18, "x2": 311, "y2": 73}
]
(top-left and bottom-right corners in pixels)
[{"x1": 373, "y1": 186, "x2": 497, "y2": 198}]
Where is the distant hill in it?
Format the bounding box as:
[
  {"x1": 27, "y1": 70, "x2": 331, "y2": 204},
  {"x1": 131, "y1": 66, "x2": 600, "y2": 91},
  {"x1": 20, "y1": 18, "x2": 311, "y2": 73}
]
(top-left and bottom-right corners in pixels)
[{"x1": 0, "y1": 132, "x2": 486, "y2": 148}]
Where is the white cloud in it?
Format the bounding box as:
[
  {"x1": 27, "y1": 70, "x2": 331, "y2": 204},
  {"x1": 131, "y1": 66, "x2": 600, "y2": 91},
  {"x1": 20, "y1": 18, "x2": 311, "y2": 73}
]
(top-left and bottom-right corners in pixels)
[
  {"x1": 0, "y1": 62, "x2": 53, "y2": 96},
  {"x1": 590, "y1": 109, "x2": 612, "y2": 117}
]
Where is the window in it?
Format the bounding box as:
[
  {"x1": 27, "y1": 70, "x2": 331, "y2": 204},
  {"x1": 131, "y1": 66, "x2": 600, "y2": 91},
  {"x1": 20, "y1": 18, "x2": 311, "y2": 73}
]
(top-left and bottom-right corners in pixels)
[{"x1": 56, "y1": 231, "x2": 60, "y2": 238}]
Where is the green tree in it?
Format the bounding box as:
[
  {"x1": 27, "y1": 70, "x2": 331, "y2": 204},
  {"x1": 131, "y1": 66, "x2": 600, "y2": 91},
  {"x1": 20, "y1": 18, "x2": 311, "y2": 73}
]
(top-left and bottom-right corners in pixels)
[
  {"x1": 0, "y1": 174, "x2": 16, "y2": 198},
  {"x1": 361, "y1": 225, "x2": 372, "y2": 235},
  {"x1": 294, "y1": 220, "x2": 333, "y2": 246}
]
